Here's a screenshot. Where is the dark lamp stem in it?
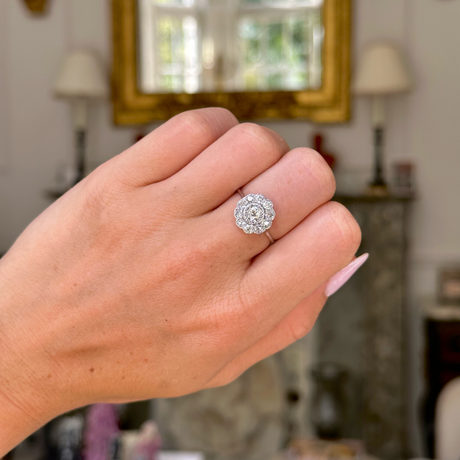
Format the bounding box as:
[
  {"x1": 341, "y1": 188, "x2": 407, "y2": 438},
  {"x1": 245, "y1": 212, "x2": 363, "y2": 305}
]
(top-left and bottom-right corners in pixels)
[
  {"x1": 371, "y1": 127, "x2": 387, "y2": 188},
  {"x1": 75, "y1": 129, "x2": 86, "y2": 185}
]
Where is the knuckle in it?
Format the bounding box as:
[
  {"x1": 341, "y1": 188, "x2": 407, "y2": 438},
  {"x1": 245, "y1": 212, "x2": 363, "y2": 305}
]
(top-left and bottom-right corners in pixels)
[
  {"x1": 174, "y1": 110, "x2": 217, "y2": 142},
  {"x1": 238, "y1": 122, "x2": 266, "y2": 137},
  {"x1": 287, "y1": 316, "x2": 314, "y2": 342},
  {"x1": 324, "y1": 202, "x2": 362, "y2": 254},
  {"x1": 157, "y1": 235, "x2": 231, "y2": 296},
  {"x1": 290, "y1": 148, "x2": 336, "y2": 199},
  {"x1": 237, "y1": 123, "x2": 286, "y2": 161},
  {"x1": 202, "y1": 107, "x2": 238, "y2": 126},
  {"x1": 89, "y1": 158, "x2": 133, "y2": 194},
  {"x1": 208, "y1": 367, "x2": 241, "y2": 388},
  {"x1": 206, "y1": 281, "x2": 264, "y2": 346},
  {"x1": 234, "y1": 279, "x2": 269, "y2": 331},
  {"x1": 174, "y1": 108, "x2": 238, "y2": 142},
  {"x1": 161, "y1": 243, "x2": 209, "y2": 285},
  {"x1": 80, "y1": 170, "x2": 124, "y2": 215}
]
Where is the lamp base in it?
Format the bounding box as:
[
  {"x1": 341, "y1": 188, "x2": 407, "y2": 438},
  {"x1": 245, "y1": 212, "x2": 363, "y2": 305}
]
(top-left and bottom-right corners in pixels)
[
  {"x1": 368, "y1": 126, "x2": 389, "y2": 196},
  {"x1": 367, "y1": 182, "x2": 389, "y2": 197}
]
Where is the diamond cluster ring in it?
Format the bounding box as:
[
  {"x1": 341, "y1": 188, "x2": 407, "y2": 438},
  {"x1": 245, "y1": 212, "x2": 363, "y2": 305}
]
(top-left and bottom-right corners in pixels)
[{"x1": 234, "y1": 191, "x2": 276, "y2": 243}]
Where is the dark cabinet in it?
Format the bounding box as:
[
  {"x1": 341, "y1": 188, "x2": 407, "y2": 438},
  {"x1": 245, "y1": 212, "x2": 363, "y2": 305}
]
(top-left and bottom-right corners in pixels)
[{"x1": 423, "y1": 315, "x2": 460, "y2": 456}]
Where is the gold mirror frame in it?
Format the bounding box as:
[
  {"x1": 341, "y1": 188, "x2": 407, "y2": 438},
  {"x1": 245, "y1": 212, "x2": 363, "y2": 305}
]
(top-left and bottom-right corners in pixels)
[{"x1": 112, "y1": 0, "x2": 351, "y2": 124}]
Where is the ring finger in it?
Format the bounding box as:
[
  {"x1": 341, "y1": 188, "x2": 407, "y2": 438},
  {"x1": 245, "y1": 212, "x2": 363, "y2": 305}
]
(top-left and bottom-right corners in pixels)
[{"x1": 207, "y1": 147, "x2": 336, "y2": 257}]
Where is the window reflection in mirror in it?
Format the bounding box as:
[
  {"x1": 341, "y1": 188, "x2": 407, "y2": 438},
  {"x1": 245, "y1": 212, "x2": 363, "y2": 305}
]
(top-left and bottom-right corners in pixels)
[{"x1": 138, "y1": 0, "x2": 324, "y2": 94}]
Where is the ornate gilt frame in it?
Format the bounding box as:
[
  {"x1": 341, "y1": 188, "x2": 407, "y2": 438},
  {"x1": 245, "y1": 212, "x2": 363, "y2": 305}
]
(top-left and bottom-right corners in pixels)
[{"x1": 112, "y1": 0, "x2": 352, "y2": 124}]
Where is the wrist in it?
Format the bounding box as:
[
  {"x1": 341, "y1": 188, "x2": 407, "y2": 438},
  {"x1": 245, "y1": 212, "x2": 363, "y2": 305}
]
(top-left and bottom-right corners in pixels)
[
  {"x1": 0, "y1": 378, "x2": 58, "y2": 457},
  {"x1": 0, "y1": 263, "x2": 71, "y2": 456}
]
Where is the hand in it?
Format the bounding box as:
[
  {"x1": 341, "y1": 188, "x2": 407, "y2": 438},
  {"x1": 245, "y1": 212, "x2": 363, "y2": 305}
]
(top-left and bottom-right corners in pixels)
[{"x1": 0, "y1": 108, "x2": 361, "y2": 454}]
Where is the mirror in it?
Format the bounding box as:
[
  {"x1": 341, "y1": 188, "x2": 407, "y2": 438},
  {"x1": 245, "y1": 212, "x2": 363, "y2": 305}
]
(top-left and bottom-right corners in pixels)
[
  {"x1": 137, "y1": 0, "x2": 324, "y2": 94},
  {"x1": 112, "y1": 0, "x2": 351, "y2": 124}
]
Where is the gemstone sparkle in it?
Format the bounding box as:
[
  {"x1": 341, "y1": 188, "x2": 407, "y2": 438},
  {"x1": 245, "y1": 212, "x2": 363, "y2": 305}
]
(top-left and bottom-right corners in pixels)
[{"x1": 234, "y1": 194, "x2": 276, "y2": 234}]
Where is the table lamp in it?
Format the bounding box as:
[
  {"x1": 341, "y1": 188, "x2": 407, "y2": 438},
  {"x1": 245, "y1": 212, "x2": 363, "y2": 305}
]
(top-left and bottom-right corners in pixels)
[
  {"x1": 54, "y1": 50, "x2": 108, "y2": 185},
  {"x1": 354, "y1": 42, "x2": 413, "y2": 195}
]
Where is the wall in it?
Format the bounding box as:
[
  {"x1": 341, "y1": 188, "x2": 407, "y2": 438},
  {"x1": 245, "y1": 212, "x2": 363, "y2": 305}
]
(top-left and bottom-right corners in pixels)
[
  {"x1": 1, "y1": 0, "x2": 460, "y2": 454},
  {"x1": 0, "y1": 0, "x2": 134, "y2": 247},
  {"x1": 0, "y1": 0, "x2": 9, "y2": 172},
  {"x1": 405, "y1": 0, "x2": 460, "y2": 452}
]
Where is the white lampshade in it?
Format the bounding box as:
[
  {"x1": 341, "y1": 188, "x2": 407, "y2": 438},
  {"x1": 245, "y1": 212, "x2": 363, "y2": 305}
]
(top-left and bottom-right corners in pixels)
[
  {"x1": 55, "y1": 50, "x2": 108, "y2": 99},
  {"x1": 354, "y1": 43, "x2": 413, "y2": 95}
]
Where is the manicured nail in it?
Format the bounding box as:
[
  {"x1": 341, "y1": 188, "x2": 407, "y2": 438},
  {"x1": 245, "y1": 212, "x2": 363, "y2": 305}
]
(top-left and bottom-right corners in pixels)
[{"x1": 325, "y1": 253, "x2": 369, "y2": 297}]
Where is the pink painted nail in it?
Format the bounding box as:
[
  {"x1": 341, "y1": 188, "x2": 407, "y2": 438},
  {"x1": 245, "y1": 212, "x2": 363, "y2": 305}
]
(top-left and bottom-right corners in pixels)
[{"x1": 325, "y1": 253, "x2": 369, "y2": 297}]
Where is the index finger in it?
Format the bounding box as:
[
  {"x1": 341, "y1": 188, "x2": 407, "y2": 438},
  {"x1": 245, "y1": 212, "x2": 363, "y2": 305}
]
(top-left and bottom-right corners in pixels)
[{"x1": 112, "y1": 108, "x2": 239, "y2": 187}]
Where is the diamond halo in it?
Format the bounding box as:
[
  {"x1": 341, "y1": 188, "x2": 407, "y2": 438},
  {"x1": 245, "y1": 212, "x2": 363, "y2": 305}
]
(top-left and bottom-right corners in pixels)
[{"x1": 234, "y1": 193, "x2": 276, "y2": 234}]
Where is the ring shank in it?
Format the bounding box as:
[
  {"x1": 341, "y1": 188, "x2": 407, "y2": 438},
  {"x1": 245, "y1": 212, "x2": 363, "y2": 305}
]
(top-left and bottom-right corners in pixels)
[
  {"x1": 237, "y1": 188, "x2": 275, "y2": 245},
  {"x1": 265, "y1": 231, "x2": 275, "y2": 244}
]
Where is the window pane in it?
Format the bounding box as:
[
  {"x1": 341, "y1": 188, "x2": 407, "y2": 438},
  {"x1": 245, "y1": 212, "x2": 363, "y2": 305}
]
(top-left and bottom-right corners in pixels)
[
  {"x1": 138, "y1": 0, "x2": 324, "y2": 93},
  {"x1": 152, "y1": 0, "x2": 195, "y2": 6},
  {"x1": 236, "y1": 7, "x2": 323, "y2": 91},
  {"x1": 241, "y1": 0, "x2": 323, "y2": 6}
]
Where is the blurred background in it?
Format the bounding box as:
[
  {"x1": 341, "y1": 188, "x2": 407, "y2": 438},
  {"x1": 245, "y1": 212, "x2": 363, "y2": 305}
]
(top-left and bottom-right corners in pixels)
[{"x1": 1, "y1": 1, "x2": 460, "y2": 460}]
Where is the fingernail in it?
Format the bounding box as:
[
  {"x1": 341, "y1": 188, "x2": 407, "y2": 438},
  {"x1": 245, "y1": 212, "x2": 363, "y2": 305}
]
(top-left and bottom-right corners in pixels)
[{"x1": 325, "y1": 253, "x2": 369, "y2": 297}]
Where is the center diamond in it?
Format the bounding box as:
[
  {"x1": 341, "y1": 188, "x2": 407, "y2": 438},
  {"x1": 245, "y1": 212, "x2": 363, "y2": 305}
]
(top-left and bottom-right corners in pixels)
[{"x1": 244, "y1": 204, "x2": 265, "y2": 224}]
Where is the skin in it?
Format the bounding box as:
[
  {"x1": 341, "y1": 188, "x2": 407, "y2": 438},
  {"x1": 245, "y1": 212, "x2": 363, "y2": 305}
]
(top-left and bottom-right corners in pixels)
[{"x1": 0, "y1": 108, "x2": 361, "y2": 456}]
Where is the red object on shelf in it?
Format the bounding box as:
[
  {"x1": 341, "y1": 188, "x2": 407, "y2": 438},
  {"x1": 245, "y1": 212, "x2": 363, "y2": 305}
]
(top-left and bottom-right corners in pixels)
[
  {"x1": 135, "y1": 132, "x2": 146, "y2": 144},
  {"x1": 312, "y1": 133, "x2": 336, "y2": 170}
]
